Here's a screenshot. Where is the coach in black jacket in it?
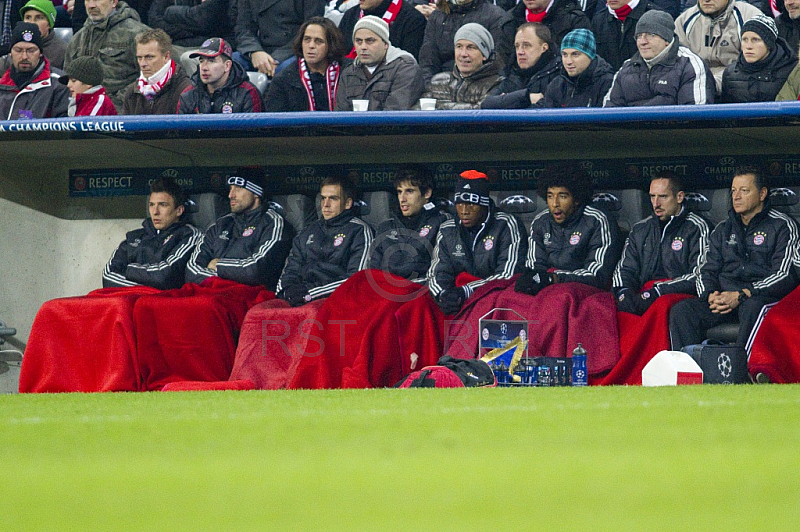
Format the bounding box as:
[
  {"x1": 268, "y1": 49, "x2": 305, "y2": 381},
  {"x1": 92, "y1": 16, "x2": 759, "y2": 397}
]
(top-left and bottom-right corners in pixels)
[
  {"x1": 515, "y1": 164, "x2": 622, "y2": 296},
  {"x1": 592, "y1": 0, "x2": 660, "y2": 71},
  {"x1": 603, "y1": 10, "x2": 715, "y2": 107},
  {"x1": 613, "y1": 172, "x2": 710, "y2": 315},
  {"x1": 276, "y1": 176, "x2": 374, "y2": 306},
  {"x1": 104, "y1": 178, "x2": 202, "y2": 290},
  {"x1": 428, "y1": 170, "x2": 526, "y2": 315},
  {"x1": 669, "y1": 167, "x2": 799, "y2": 351},
  {"x1": 186, "y1": 169, "x2": 293, "y2": 290}
]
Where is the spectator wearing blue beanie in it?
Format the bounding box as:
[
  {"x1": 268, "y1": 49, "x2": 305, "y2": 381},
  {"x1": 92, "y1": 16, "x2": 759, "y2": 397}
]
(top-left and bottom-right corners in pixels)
[{"x1": 538, "y1": 29, "x2": 614, "y2": 108}]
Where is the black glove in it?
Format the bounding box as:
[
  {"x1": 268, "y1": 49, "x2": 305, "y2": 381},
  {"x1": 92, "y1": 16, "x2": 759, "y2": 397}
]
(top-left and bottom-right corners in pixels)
[
  {"x1": 278, "y1": 284, "x2": 310, "y2": 307},
  {"x1": 437, "y1": 287, "x2": 466, "y2": 315},
  {"x1": 514, "y1": 268, "x2": 554, "y2": 296},
  {"x1": 616, "y1": 288, "x2": 658, "y2": 315}
]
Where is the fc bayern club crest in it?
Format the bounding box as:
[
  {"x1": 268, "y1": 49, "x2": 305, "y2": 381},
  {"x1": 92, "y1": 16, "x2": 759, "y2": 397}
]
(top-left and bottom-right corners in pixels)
[
  {"x1": 333, "y1": 235, "x2": 344, "y2": 247},
  {"x1": 753, "y1": 234, "x2": 765, "y2": 246},
  {"x1": 569, "y1": 234, "x2": 581, "y2": 245},
  {"x1": 222, "y1": 103, "x2": 233, "y2": 114},
  {"x1": 419, "y1": 226, "x2": 430, "y2": 237},
  {"x1": 672, "y1": 239, "x2": 683, "y2": 251},
  {"x1": 242, "y1": 227, "x2": 255, "y2": 237},
  {"x1": 484, "y1": 239, "x2": 494, "y2": 251}
]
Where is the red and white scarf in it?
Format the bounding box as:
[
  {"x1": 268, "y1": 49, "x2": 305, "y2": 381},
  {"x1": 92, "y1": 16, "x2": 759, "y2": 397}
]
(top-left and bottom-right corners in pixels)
[
  {"x1": 137, "y1": 59, "x2": 175, "y2": 100},
  {"x1": 608, "y1": 0, "x2": 638, "y2": 22},
  {"x1": 346, "y1": 0, "x2": 403, "y2": 59},
  {"x1": 299, "y1": 58, "x2": 340, "y2": 111},
  {"x1": 525, "y1": 0, "x2": 553, "y2": 22}
]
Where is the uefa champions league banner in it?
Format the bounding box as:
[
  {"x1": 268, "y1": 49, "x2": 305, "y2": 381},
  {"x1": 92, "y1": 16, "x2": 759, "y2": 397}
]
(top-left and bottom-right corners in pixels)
[{"x1": 69, "y1": 156, "x2": 800, "y2": 198}]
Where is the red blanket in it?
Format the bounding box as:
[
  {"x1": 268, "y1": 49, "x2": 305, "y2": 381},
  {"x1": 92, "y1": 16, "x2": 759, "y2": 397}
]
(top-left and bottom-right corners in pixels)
[
  {"x1": 228, "y1": 298, "x2": 327, "y2": 389},
  {"x1": 445, "y1": 277, "x2": 620, "y2": 376},
  {"x1": 594, "y1": 293, "x2": 691, "y2": 385},
  {"x1": 288, "y1": 270, "x2": 445, "y2": 389},
  {"x1": 748, "y1": 286, "x2": 800, "y2": 383},
  {"x1": 19, "y1": 286, "x2": 161, "y2": 393},
  {"x1": 133, "y1": 278, "x2": 272, "y2": 391}
]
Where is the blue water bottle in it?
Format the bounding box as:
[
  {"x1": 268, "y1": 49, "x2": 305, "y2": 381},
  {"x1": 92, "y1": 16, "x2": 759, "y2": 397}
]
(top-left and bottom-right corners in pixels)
[{"x1": 571, "y1": 343, "x2": 588, "y2": 387}]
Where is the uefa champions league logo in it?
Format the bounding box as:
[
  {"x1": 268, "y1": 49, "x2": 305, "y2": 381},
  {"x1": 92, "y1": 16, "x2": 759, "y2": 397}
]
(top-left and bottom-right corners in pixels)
[{"x1": 717, "y1": 352, "x2": 732, "y2": 379}]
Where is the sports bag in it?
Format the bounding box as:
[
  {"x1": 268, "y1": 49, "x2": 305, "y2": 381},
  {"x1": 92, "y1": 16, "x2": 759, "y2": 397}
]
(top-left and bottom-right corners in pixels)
[{"x1": 396, "y1": 356, "x2": 496, "y2": 388}]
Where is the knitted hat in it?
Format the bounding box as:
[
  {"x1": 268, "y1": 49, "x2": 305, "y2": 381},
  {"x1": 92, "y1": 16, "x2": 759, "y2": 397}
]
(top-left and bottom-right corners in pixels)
[
  {"x1": 454, "y1": 23, "x2": 495, "y2": 59},
  {"x1": 228, "y1": 167, "x2": 264, "y2": 197},
  {"x1": 19, "y1": 0, "x2": 57, "y2": 29},
  {"x1": 11, "y1": 22, "x2": 43, "y2": 53},
  {"x1": 189, "y1": 38, "x2": 233, "y2": 60},
  {"x1": 560, "y1": 29, "x2": 596, "y2": 60},
  {"x1": 454, "y1": 170, "x2": 491, "y2": 206},
  {"x1": 58, "y1": 55, "x2": 104, "y2": 86},
  {"x1": 742, "y1": 14, "x2": 778, "y2": 51},
  {"x1": 636, "y1": 10, "x2": 675, "y2": 43},
  {"x1": 353, "y1": 15, "x2": 390, "y2": 44}
]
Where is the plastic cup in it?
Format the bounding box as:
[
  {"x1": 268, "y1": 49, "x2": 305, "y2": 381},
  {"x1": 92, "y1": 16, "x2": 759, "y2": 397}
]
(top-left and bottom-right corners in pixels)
[
  {"x1": 352, "y1": 99, "x2": 369, "y2": 111},
  {"x1": 419, "y1": 98, "x2": 437, "y2": 110}
]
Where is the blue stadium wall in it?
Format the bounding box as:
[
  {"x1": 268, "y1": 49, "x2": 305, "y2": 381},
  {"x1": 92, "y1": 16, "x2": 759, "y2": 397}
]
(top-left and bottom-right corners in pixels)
[{"x1": 2, "y1": 102, "x2": 800, "y2": 342}]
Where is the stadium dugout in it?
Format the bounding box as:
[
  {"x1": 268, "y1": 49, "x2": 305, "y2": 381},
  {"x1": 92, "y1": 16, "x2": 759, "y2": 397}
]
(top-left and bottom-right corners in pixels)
[{"x1": 2, "y1": 102, "x2": 800, "y2": 353}]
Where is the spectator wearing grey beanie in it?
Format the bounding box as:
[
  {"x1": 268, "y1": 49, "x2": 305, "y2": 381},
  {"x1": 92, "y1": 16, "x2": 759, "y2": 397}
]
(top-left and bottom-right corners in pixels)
[{"x1": 420, "y1": 22, "x2": 503, "y2": 109}]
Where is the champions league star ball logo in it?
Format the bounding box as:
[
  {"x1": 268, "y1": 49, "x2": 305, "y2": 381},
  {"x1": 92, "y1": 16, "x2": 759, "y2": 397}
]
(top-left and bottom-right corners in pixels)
[
  {"x1": 672, "y1": 237, "x2": 684, "y2": 251},
  {"x1": 500, "y1": 195, "x2": 534, "y2": 212},
  {"x1": 242, "y1": 226, "x2": 255, "y2": 237},
  {"x1": 717, "y1": 352, "x2": 733, "y2": 379},
  {"x1": 569, "y1": 232, "x2": 581, "y2": 245},
  {"x1": 333, "y1": 234, "x2": 345, "y2": 247}
]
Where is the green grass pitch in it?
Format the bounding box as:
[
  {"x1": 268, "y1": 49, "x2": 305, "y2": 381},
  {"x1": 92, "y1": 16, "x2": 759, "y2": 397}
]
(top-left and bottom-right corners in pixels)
[{"x1": 2, "y1": 385, "x2": 799, "y2": 530}]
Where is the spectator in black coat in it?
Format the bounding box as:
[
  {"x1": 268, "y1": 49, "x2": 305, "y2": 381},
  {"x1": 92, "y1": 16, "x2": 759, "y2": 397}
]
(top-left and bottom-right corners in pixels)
[
  {"x1": 265, "y1": 16, "x2": 349, "y2": 111},
  {"x1": 148, "y1": 0, "x2": 235, "y2": 48},
  {"x1": 339, "y1": 0, "x2": 426, "y2": 59},
  {"x1": 722, "y1": 15, "x2": 798, "y2": 103},
  {"x1": 592, "y1": 0, "x2": 660, "y2": 71},
  {"x1": 540, "y1": 28, "x2": 614, "y2": 107},
  {"x1": 510, "y1": 0, "x2": 592, "y2": 48},
  {"x1": 418, "y1": 0, "x2": 514, "y2": 83},
  {"x1": 776, "y1": 0, "x2": 800, "y2": 52},
  {"x1": 482, "y1": 22, "x2": 560, "y2": 108}
]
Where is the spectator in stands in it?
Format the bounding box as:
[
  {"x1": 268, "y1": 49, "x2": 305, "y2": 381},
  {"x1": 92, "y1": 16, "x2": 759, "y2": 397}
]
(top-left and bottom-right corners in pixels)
[
  {"x1": 669, "y1": 166, "x2": 799, "y2": 352},
  {"x1": 122, "y1": 28, "x2": 190, "y2": 114},
  {"x1": 482, "y1": 22, "x2": 560, "y2": 109},
  {"x1": 265, "y1": 17, "x2": 348, "y2": 112},
  {"x1": 339, "y1": 0, "x2": 426, "y2": 60},
  {"x1": 776, "y1": 0, "x2": 800, "y2": 52},
  {"x1": 675, "y1": 0, "x2": 762, "y2": 93},
  {"x1": 420, "y1": 22, "x2": 503, "y2": 109},
  {"x1": 604, "y1": 10, "x2": 714, "y2": 106},
  {"x1": 177, "y1": 37, "x2": 263, "y2": 113},
  {"x1": 0, "y1": 0, "x2": 25, "y2": 57},
  {"x1": 418, "y1": 0, "x2": 514, "y2": 84},
  {"x1": 58, "y1": 55, "x2": 118, "y2": 115},
  {"x1": 186, "y1": 167, "x2": 294, "y2": 288},
  {"x1": 0, "y1": 22, "x2": 68, "y2": 118},
  {"x1": 103, "y1": 177, "x2": 201, "y2": 289},
  {"x1": 369, "y1": 166, "x2": 451, "y2": 281},
  {"x1": 325, "y1": 0, "x2": 359, "y2": 27},
  {"x1": 539, "y1": 28, "x2": 614, "y2": 108},
  {"x1": 428, "y1": 170, "x2": 526, "y2": 315},
  {"x1": 614, "y1": 171, "x2": 710, "y2": 315},
  {"x1": 65, "y1": 0, "x2": 149, "y2": 110},
  {"x1": 515, "y1": 164, "x2": 621, "y2": 296},
  {"x1": 592, "y1": 0, "x2": 660, "y2": 72},
  {"x1": 276, "y1": 175, "x2": 373, "y2": 306},
  {"x1": 335, "y1": 15, "x2": 424, "y2": 110},
  {"x1": 20, "y1": 0, "x2": 67, "y2": 68},
  {"x1": 147, "y1": 0, "x2": 234, "y2": 48},
  {"x1": 510, "y1": 0, "x2": 592, "y2": 48},
  {"x1": 235, "y1": 0, "x2": 325, "y2": 77},
  {"x1": 722, "y1": 15, "x2": 797, "y2": 102}
]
